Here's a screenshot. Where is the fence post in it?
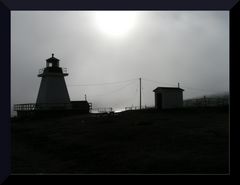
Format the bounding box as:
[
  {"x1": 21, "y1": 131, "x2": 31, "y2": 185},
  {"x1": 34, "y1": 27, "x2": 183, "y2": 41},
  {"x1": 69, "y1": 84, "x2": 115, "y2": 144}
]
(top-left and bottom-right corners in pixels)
[{"x1": 204, "y1": 96, "x2": 206, "y2": 107}]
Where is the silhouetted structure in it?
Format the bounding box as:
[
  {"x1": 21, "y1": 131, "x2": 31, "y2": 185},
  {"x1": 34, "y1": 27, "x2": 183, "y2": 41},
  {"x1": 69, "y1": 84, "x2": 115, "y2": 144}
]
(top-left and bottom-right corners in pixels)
[
  {"x1": 14, "y1": 54, "x2": 91, "y2": 117},
  {"x1": 36, "y1": 54, "x2": 71, "y2": 108},
  {"x1": 71, "y1": 101, "x2": 91, "y2": 114},
  {"x1": 153, "y1": 87, "x2": 184, "y2": 109}
]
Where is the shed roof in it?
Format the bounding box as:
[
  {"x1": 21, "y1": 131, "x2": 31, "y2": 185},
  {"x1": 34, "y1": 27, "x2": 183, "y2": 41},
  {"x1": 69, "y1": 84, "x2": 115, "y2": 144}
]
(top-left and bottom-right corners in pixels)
[{"x1": 153, "y1": 87, "x2": 184, "y2": 92}]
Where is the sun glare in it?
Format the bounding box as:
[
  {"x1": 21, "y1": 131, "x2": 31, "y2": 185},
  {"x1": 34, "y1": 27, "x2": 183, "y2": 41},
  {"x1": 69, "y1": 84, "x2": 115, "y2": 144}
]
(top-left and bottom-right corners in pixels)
[{"x1": 94, "y1": 11, "x2": 137, "y2": 38}]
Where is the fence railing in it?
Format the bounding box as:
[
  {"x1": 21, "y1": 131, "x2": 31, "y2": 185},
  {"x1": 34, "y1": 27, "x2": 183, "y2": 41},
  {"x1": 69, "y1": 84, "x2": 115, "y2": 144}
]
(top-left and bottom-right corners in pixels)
[
  {"x1": 38, "y1": 67, "x2": 68, "y2": 76},
  {"x1": 38, "y1": 68, "x2": 44, "y2": 75},
  {"x1": 62, "y1": 68, "x2": 67, "y2": 74},
  {"x1": 125, "y1": 105, "x2": 154, "y2": 111},
  {"x1": 90, "y1": 107, "x2": 113, "y2": 113},
  {"x1": 14, "y1": 103, "x2": 72, "y2": 111},
  {"x1": 14, "y1": 104, "x2": 36, "y2": 111}
]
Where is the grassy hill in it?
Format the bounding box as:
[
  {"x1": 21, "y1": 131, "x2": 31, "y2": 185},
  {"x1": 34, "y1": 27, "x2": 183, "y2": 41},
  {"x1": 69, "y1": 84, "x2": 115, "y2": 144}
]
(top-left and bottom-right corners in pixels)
[{"x1": 12, "y1": 107, "x2": 229, "y2": 174}]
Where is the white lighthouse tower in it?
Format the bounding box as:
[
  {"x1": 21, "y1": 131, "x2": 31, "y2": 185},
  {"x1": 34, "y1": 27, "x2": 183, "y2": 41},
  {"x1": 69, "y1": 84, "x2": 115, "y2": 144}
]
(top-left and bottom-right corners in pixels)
[{"x1": 36, "y1": 54, "x2": 71, "y2": 109}]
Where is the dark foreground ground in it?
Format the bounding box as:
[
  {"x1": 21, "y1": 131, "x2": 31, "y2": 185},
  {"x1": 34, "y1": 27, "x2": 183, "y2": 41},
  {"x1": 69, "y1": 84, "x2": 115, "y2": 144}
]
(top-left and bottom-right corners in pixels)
[{"x1": 12, "y1": 107, "x2": 229, "y2": 174}]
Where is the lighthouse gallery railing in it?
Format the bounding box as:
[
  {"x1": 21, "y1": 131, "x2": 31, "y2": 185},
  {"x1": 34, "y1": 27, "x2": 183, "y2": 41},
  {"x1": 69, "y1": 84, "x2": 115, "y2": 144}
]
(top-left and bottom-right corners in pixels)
[{"x1": 38, "y1": 68, "x2": 68, "y2": 76}]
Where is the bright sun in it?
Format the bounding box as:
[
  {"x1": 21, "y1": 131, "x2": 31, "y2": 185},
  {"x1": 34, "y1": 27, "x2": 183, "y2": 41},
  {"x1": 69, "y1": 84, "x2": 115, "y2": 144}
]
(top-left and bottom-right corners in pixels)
[{"x1": 94, "y1": 11, "x2": 137, "y2": 38}]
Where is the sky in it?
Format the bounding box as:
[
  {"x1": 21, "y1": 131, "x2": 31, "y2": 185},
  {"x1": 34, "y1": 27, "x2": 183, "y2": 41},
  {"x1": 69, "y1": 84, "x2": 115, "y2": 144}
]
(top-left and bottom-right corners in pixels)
[{"x1": 11, "y1": 11, "x2": 229, "y2": 114}]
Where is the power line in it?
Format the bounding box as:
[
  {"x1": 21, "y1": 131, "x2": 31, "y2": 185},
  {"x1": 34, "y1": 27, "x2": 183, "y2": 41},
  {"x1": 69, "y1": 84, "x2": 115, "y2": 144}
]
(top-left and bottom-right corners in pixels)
[
  {"x1": 179, "y1": 85, "x2": 219, "y2": 94},
  {"x1": 142, "y1": 78, "x2": 177, "y2": 86},
  {"x1": 142, "y1": 77, "x2": 219, "y2": 94},
  {"x1": 114, "y1": 84, "x2": 139, "y2": 108},
  {"x1": 68, "y1": 78, "x2": 138, "y2": 87},
  {"x1": 69, "y1": 76, "x2": 221, "y2": 102},
  {"x1": 89, "y1": 80, "x2": 137, "y2": 98}
]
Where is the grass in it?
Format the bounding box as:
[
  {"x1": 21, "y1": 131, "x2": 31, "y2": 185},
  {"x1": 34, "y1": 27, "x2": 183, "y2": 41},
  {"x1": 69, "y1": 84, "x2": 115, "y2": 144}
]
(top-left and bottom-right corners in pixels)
[{"x1": 12, "y1": 106, "x2": 229, "y2": 174}]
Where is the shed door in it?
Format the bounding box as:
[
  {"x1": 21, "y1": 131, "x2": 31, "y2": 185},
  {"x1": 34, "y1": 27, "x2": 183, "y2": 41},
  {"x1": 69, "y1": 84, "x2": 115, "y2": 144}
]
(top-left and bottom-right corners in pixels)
[{"x1": 156, "y1": 93, "x2": 162, "y2": 109}]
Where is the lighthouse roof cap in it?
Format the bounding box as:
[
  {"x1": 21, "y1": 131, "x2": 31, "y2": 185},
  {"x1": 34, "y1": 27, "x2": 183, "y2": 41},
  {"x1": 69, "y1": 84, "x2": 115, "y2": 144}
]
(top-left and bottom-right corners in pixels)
[{"x1": 46, "y1": 53, "x2": 60, "y2": 63}]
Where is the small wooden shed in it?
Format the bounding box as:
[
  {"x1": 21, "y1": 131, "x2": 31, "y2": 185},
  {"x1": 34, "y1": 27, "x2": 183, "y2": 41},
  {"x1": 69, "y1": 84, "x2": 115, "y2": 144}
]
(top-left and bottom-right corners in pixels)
[{"x1": 153, "y1": 87, "x2": 184, "y2": 109}]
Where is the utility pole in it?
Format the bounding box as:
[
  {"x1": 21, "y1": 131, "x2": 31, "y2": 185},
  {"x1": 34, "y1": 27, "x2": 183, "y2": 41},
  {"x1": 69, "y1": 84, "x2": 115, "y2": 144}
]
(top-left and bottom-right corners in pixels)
[
  {"x1": 85, "y1": 94, "x2": 87, "y2": 101},
  {"x1": 178, "y1": 82, "x2": 180, "y2": 88},
  {"x1": 139, "y1": 77, "x2": 142, "y2": 110}
]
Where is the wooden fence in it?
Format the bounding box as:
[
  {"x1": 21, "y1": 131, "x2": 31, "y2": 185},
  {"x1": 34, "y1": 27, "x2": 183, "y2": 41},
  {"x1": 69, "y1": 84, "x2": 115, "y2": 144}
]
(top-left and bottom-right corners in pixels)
[
  {"x1": 125, "y1": 105, "x2": 155, "y2": 111},
  {"x1": 14, "y1": 103, "x2": 72, "y2": 111},
  {"x1": 90, "y1": 107, "x2": 113, "y2": 113}
]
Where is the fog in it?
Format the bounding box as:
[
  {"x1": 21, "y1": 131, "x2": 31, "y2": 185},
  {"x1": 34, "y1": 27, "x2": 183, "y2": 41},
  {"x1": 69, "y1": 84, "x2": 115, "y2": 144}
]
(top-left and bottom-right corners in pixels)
[{"x1": 11, "y1": 11, "x2": 229, "y2": 114}]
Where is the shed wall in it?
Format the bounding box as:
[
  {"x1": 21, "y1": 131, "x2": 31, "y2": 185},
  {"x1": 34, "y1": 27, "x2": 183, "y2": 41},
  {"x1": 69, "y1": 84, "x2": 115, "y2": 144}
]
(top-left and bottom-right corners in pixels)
[{"x1": 154, "y1": 90, "x2": 183, "y2": 109}]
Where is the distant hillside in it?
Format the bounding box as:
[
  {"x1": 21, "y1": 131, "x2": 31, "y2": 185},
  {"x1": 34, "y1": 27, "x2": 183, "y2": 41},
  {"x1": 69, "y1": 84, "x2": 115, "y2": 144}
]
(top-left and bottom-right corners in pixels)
[
  {"x1": 185, "y1": 92, "x2": 229, "y2": 100},
  {"x1": 206, "y1": 92, "x2": 229, "y2": 98},
  {"x1": 184, "y1": 92, "x2": 229, "y2": 107}
]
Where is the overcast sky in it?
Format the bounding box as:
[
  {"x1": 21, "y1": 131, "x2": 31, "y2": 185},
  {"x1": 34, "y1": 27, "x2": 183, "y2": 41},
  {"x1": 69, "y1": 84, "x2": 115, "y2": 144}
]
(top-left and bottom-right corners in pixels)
[{"x1": 11, "y1": 11, "x2": 229, "y2": 113}]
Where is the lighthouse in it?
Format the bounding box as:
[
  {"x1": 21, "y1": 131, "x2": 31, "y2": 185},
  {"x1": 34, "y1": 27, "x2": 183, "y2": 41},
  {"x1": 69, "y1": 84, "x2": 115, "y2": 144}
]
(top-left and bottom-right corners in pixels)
[
  {"x1": 36, "y1": 54, "x2": 71, "y2": 109},
  {"x1": 14, "y1": 54, "x2": 91, "y2": 117}
]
